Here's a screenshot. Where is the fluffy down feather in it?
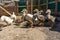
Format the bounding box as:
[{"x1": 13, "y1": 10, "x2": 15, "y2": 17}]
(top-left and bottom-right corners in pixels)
[
  {"x1": 1, "y1": 15, "x2": 13, "y2": 24},
  {"x1": 11, "y1": 12, "x2": 16, "y2": 20}
]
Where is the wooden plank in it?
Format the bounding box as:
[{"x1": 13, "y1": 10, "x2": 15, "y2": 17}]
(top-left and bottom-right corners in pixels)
[
  {"x1": 26, "y1": 0, "x2": 29, "y2": 13},
  {"x1": 18, "y1": 6, "x2": 26, "y2": 7},
  {"x1": 31, "y1": 0, "x2": 33, "y2": 13},
  {"x1": 38, "y1": 0, "x2": 40, "y2": 9},
  {"x1": 0, "y1": 6, "x2": 11, "y2": 16},
  {"x1": 16, "y1": 16, "x2": 22, "y2": 19},
  {"x1": 46, "y1": 0, "x2": 48, "y2": 10}
]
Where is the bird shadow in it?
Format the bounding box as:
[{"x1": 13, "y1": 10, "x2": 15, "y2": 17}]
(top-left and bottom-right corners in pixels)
[{"x1": 50, "y1": 22, "x2": 60, "y2": 32}]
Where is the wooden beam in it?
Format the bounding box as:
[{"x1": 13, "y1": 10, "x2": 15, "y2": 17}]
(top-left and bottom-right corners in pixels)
[
  {"x1": 55, "y1": 0, "x2": 58, "y2": 13},
  {"x1": 15, "y1": 1, "x2": 18, "y2": 15},
  {"x1": 38, "y1": 0, "x2": 40, "y2": 10},
  {"x1": 41, "y1": 1, "x2": 55, "y2": 5},
  {"x1": 26, "y1": 0, "x2": 29, "y2": 13},
  {"x1": 0, "y1": 6, "x2": 11, "y2": 16},
  {"x1": 46, "y1": 0, "x2": 48, "y2": 10},
  {"x1": 31, "y1": 0, "x2": 33, "y2": 13}
]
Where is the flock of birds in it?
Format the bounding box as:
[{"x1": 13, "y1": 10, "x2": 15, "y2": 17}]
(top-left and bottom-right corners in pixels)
[
  {"x1": 0, "y1": 8, "x2": 56, "y2": 31},
  {"x1": 20, "y1": 9, "x2": 56, "y2": 28}
]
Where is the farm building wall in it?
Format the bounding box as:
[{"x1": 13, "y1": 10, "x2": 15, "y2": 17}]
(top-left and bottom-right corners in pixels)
[
  {"x1": 0, "y1": 0, "x2": 60, "y2": 16},
  {"x1": 0, "y1": 0, "x2": 18, "y2": 16},
  {"x1": 40, "y1": 0, "x2": 60, "y2": 16},
  {"x1": 17, "y1": 0, "x2": 60, "y2": 16},
  {"x1": 18, "y1": 0, "x2": 39, "y2": 13},
  {"x1": 0, "y1": 6, "x2": 18, "y2": 16}
]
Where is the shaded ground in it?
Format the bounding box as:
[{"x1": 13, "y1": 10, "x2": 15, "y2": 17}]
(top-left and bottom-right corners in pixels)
[
  {"x1": 39, "y1": 17, "x2": 60, "y2": 40},
  {"x1": 36, "y1": 27, "x2": 60, "y2": 40}
]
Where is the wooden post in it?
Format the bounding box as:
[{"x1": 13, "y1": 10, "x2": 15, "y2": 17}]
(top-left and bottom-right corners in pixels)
[
  {"x1": 31, "y1": 0, "x2": 33, "y2": 13},
  {"x1": 26, "y1": 0, "x2": 29, "y2": 13},
  {"x1": 2, "y1": 0, "x2": 5, "y2": 6},
  {"x1": 14, "y1": 1, "x2": 18, "y2": 15},
  {"x1": 46, "y1": 0, "x2": 48, "y2": 10},
  {"x1": 55, "y1": 0, "x2": 57, "y2": 13},
  {"x1": 38, "y1": 0, "x2": 40, "y2": 10}
]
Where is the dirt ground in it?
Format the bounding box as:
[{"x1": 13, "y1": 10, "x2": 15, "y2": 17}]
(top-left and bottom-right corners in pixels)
[
  {"x1": 0, "y1": 25, "x2": 47, "y2": 40},
  {"x1": 0, "y1": 16, "x2": 60, "y2": 40},
  {"x1": 0, "y1": 23, "x2": 60, "y2": 40},
  {"x1": 0, "y1": 21, "x2": 47, "y2": 40}
]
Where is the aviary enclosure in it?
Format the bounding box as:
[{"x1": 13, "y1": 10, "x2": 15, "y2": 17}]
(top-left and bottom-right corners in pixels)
[
  {"x1": 18, "y1": 0, "x2": 60, "y2": 16},
  {"x1": 0, "y1": 0, "x2": 60, "y2": 16},
  {"x1": 0, "y1": 0, "x2": 60, "y2": 40}
]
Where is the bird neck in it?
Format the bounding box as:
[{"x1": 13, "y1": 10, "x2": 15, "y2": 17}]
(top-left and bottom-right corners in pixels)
[{"x1": 13, "y1": 12, "x2": 15, "y2": 15}]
